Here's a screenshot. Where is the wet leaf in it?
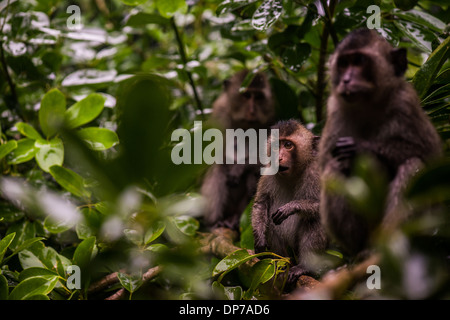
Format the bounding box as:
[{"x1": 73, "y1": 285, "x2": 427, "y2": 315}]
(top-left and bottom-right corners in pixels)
[
  {"x1": 251, "y1": 0, "x2": 283, "y2": 31},
  {"x1": 7, "y1": 139, "x2": 37, "y2": 164},
  {"x1": 212, "y1": 249, "x2": 252, "y2": 278},
  {"x1": 117, "y1": 272, "x2": 143, "y2": 293},
  {"x1": 216, "y1": 0, "x2": 258, "y2": 15},
  {"x1": 35, "y1": 138, "x2": 64, "y2": 172},
  {"x1": 413, "y1": 36, "x2": 450, "y2": 98}
]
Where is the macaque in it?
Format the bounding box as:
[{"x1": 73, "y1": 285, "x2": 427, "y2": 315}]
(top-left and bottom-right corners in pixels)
[
  {"x1": 319, "y1": 29, "x2": 442, "y2": 256},
  {"x1": 201, "y1": 70, "x2": 276, "y2": 231},
  {"x1": 252, "y1": 120, "x2": 327, "y2": 287}
]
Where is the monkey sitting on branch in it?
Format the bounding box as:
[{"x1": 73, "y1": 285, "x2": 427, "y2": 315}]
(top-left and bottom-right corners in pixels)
[
  {"x1": 252, "y1": 119, "x2": 328, "y2": 289},
  {"x1": 319, "y1": 29, "x2": 442, "y2": 256},
  {"x1": 201, "y1": 70, "x2": 276, "y2": 231}
]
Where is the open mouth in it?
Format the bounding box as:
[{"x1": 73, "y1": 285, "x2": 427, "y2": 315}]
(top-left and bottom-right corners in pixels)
[{"x1": 278, "y1": 166, "x2": 289, "y2": 172}]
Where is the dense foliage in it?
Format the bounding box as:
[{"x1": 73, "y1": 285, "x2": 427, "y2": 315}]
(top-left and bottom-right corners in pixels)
[{"x1": 0, "y1": 0, "x2": 449, "y2": 300}]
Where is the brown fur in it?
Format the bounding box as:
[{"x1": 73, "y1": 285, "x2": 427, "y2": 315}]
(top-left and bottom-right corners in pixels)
[
  {"x1": 252, "y1": 120, "x2": 327, "y2": 288},
  {"x1": 202, "y1": 70, "x2": 276, "y2": 230},
  {"x1": 319, "y1": 29, "x2": 442, "y2": 255}
]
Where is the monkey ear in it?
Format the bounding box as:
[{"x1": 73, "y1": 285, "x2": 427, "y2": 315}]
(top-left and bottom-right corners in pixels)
[{"x1": 391, "y1": 48, "x2": 407, "y2": 77}]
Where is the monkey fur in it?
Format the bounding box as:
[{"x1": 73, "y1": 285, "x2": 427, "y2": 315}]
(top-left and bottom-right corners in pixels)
[
  {"x1": 252, "y1": 119, "x2": 327, "y2": 288},
  {"x1": 202, "y1": 70, "x2": 276, "y2": 231},
  {"x1": 319, "y1": 29, "x2": 442, "y2": 256}
]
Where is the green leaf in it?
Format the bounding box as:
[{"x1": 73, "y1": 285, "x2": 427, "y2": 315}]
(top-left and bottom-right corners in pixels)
[
  {"x1": 393, "y1": 9, "x2": 445, "y2": 33},
  {"x1": 280, "y1": 42, "x2": 311, "y2": 73},
  {"x1": 422, "y1": 83, "x2": 450, "y2": 105},
  {"x1": 216, "y1": 0, "x2": 258, "y2": 15},
  {"x1": 120, "y1": 0, "x2": 148, "y2": 5},
  {"x1": 413, "y1": 36, "x2": 450, "y2": 99},
  {"x1": 212, "y1": 249, "x2": 252, "y2": 279},
  {"x1": 43, "y1": 216, "x2": 74, "y2": 234},
  {"x1": 0, "y1": 274, "x2": 8, "y2": 300},
  {"x1": 15, "y1": 122, "x2": 42, "y2": 140},
  {"x1": 77, "y1": 127, "x2": 119, "y2": 151},
  {"x1": 9, "y1": 276, "x2": 58, "y2": 300},
  {"x1": 156, "y1": 0, "x2": 188, "y2": 18},
  {"x1": 35, "y1": 138, "x2": 64, "y2": 172},
  {"x1": 123, "y1": 229, "x2": 142, "y2": 246},
  {"x1": 0, "y1": 233, "x2": 15, "y2": 263},
  {"x1": 24, "y1": 294, "x2": 50, "y2": 300},
  {"x1": 18, "y1": 267, "x2": 59, "y2": 282},
  {"x1": 393, "y1": 20, "x2": 432, "y2": 53},
  {"x1": 0, "y1": 140, "x2": 18, "y2": 161},
  {"x1": 7, "y1": 138, "x2": 36, "y2": 164},
  {"x1": 39, "y1": 88, "x2": 66, "y2": 138},
  {"x1": 251, "y1": 0, "x2": 283, "y2": 31},
  {"x1": 73, "y1": 236, "x2": 97, "y2": 270},
  {"x1": 244, "y1": 259, "x2": 276, "y2": 299},
  {"x1": 117, "y1": 272, "x2": 143, "y2": 293},
  {"x1": 18, "y1": 241, "x2": 72, "y2": 271},
  {"x1": 7, "y1": 220, "x2": 36, "y2": 252},
  {"x1": 144, "y1": 220, "x2": 166, "y2": 245},
  {"x1": 65, "y1": 93, "x2": 105, "y2": 129},
  {"x1": 126, "y1": 12, "x2": 170, "y2": 27},
  {"x1": 5, "y1": 237, "x2": 46, "y2": 264},
  {"x1": 393, "y1": 0, "x2": 418, "y2": 11},
  {"x1": 172, "y1": 215, "x2": 199, "y2": 236},
  {"x1": 49, "y1": 165, "x2": 91, "y2": 198}
]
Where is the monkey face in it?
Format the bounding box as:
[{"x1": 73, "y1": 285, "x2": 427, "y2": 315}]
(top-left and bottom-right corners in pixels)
[
  {"x1": 230, "y1": 88, "x2": 273, "y2": 128},
  {"x1": 277, "y1": 139, "x2": 295, "y2": 175},
  {"x1": 333, "y1": 51, "x2": 376, "y2": 103}
]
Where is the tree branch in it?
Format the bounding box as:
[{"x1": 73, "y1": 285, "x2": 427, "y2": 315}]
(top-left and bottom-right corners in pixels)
[
  {"x1": 199, "y1": 227, "x2": 320, "y2": 291},
  {"x1": 288, "y1": 254, "x2": 380, "y2": 300}
]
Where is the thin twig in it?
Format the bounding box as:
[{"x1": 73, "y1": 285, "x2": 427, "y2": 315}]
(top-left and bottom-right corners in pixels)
[
  {"x1": 170, "y1": 17, "x2": 204, "y2": 119},
  {"x1": 315, "y1": 0, "x2": 337, "y2": 123}
]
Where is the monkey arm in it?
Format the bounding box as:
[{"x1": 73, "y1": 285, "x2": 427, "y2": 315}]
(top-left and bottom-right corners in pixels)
[
  {"x1": 382, "y1": 156, "x2": 424, "y2": 228},
  {"x1": 252, "y1": 195, "x2": 270, "y2": 254},
  {"x1": 272, "y1": 199, "x2": 319, "y2": 225}
]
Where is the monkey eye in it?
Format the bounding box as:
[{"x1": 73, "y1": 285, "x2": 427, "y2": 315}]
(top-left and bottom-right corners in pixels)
[
  {"x1": 337, "y1": 57, "x2": 349, "y2": 69},
  {"x1": 352, "y1": 53, "x2": 366, "y2": 66},
  {"x1": 283, "y1": 141, "x2": 294, "y2": 149},
  {"x1": 242, "y1": 91, "x2": 252, "y2": 100},
  {"x1": 254, "y1": 92, "x2": 265, "y2": 100}
]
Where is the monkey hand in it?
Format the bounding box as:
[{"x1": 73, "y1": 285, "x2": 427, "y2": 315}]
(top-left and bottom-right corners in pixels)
[
  {"x1": 332, "y1": 136, "x2": 356, "y2": 175},
  {"x1": 332, "y1": 136, "x2": 356, "y2": 160},
  {"x1": 272, "y1": 204, "x2": 295, "y2": 225},
  {"x1": 286, "y1": 265, "x2": 308, "y2": 290},
  {"x1": 254, "y1": 239, "x2": 268, "y2": 254}
]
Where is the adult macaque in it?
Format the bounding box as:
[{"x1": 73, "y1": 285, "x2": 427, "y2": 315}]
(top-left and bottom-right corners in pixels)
[
  {"x1": 252, "y1": 120, "x2": 327, "y2": 288},
  {"x1": 319, "y1": 29, "x2": 442, "y2": 255},
  {"x1": 201, "y1": 70, "x2": 276, "y2": 231}
]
